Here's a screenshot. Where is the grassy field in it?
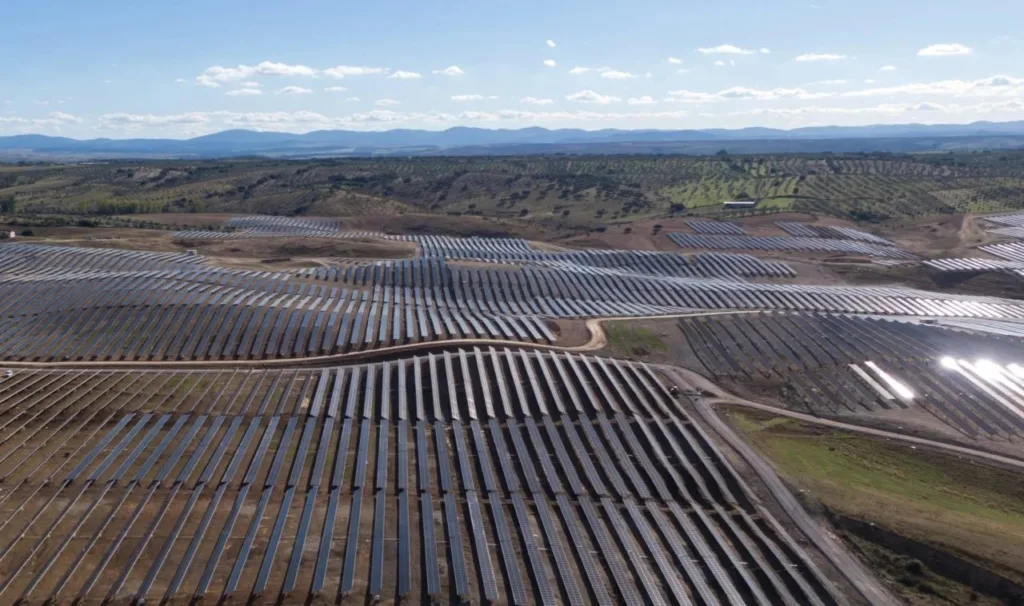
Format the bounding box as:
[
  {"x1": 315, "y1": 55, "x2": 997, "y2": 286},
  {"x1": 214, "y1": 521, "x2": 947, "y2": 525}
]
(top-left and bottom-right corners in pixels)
[
  {"x1": 730, "y1": 411, "x2": 1024, "y2": 600},
  {"x1": 5, "y1": 152, "x2": 1024, "y2": 229},
  {"x1": 604, "y1": 322, "x2": 667, "y2": 358}
]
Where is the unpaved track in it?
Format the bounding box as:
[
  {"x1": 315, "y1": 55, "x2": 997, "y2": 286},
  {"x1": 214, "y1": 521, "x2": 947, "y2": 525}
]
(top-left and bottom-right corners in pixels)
[
  {"x1": 0, "y1": 310, "x2": 752, "y2": 370},
  {"x1": 660, "y1": 367, "x2": 899, "y2": 606},
  {"x1": 660, "y1": 365, "x2": 1024, "y2": 471}
]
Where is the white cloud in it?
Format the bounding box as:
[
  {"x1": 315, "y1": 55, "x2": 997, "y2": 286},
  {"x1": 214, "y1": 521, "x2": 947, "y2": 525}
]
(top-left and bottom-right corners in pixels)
[
  {"x1": 840, "y1": 74, "x2": 1024, "y2": 99},
  {"x1": 546, "y1": 39, "x2": 557, "y2": 48},
  {"x1": 600, "y1": 70, "x2": 637, "y2": 79},
  {"x1": 543, "y1": 59, "x2": 557, "y2": 68},
  {"x1": 918, "y1": 43, "x2": 973, "y2": 57},
  {"x1": 795, "y1": 53, "x2": 847, "y2": 62},
  {"x1": 226, "y1": 87, "x2": 263, "y2": 96},
  {"x1": 375, "y1": 98, "x2": 400, "y2": 106},
  {"x1": 628, "y1": 96, "x2": 658, "y2": 105},
  {"x1": 346, "y1": 97, "x2": 361, "y2": 102},
  {"x1": 432, "y1": 65, "x2": 464, "y2": 76},
  {"x1": 713, "y1": 60, "x2": 735, "y2": 67},
  {"x1": 667, "y1": 57, "x2": 683, "y2": 65},
  {"x1": 452, "y1": 94, "x2": 486, "y2": 102},
  {"x1": 388, "y1": 70, "x2": 422, "y2": 80},
  {"x1": 569, "y1": 66, "x2": 592, "y2": 75},
  {"x1": 864, "y1": 79, "x2": 877, "y2": 84},
  {"x1": 324, "y1": 65, "x2": 388, "y2": 78},
  {"x1": 175, "y1": 78, "x2": 187, "y2": 84},
  {"x1": 566, "y1": 90, "x2": 621, "y2": 104},
  {"x1": 196, "y1": 61, "x2": 317, "y2": 87},
  {"x1": 48, "y1": 112, "x2": 82, "y2": 124},
  {"x1": 697, "y1": 44, "x2": 755, "y2": 55},
  {"x1": 521, "y1": 96, "x2": 554, "y2": 105},
  {"x1": 809, "y1": 79, "x2": 848, "y2": 85},
  {"x1": 759, "y1": 48, "x2": 771, "y2": 54},
  {"x1": 666, "y1": 86, "x2": 834, "y2": 103},
  {"x1": 677, "y1": 68, "x2": 691, "y2": 74},
  {"x1": 277, "y1": 86, "x2": 313, "y2": 95},
  {"x1": 100, "y1": 112, "x2": 211, "y2": 129},
  {"x1": 324, "y1": 86, "x2": 347, "y2": 92},
  {"x1": 880, "y1": 65, "x2": 898, "y2": 72}
]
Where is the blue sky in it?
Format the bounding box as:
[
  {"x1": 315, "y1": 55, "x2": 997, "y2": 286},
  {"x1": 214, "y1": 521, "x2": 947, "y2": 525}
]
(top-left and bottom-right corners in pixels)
[{"x1": 2, "y1": 0, "x2": 1023, "y2": 138}]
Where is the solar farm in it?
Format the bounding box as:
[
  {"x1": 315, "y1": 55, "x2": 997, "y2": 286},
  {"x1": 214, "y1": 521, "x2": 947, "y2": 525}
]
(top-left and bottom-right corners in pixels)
[{"x1": 2, "y1": 210, "x2": 1024, "y2": 604}]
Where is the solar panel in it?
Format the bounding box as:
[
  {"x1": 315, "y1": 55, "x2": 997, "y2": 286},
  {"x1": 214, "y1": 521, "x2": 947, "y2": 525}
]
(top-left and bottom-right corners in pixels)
[
  {"x1": 535, "y1": 498, "x2": 585, "y2": 605},
  {"x1": 510, "y1": 493, "x2": 557, "y2": 604},
  {"x1": 466, "y1": 492, "x2": 498, "y2": 601}
]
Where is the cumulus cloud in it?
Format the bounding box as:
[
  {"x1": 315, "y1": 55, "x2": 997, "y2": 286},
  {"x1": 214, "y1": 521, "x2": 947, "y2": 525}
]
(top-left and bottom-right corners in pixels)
[
  {"x1": 226, "y1": 87, "x2": 263, "y2": 96},
  {"x1": 809, "y1": 79, "x2": 848, "y2": 85},
  {"x1": 196, "y1": 61, "x2": 317, "y2": 87},
  {"x1": 346, "y1": 97, "x2": 361, "y2": 101},
  {"x1": 375, "y1": 98, "x2": 400, "y2": 106},
  {"x1": 566, "y1": 90, "x2": 621, "y2": 104},
  {"x1": 569, "y1": 66, "x2": 592, "y2": 75},
  {"x1": 100, "y1": 112, "x2": 212, "y2": 129},
  {"x1": 546, "y1": 39, "x2": 556, "y2": 48},
  {"x1": 713, "y1": 60, "x2": 736, "y2": 67},
  {"x1": 521, "y1": 97, "x2": 554, "y2": 105},
  {"x1": 601, "y1": 70, "x2": 637, "y2": 79},
  {"x1": 880, "y1": 65, "x2": 898, "y2": 72},
  {"x1": 48, "y1": 112, "x2": 82, "y2": 124},
  {"x1": 388, "y1": 70, "x2": 422, "y2": 80},
  {"x1": 667, "y1": 57, "x2": 683, "y2": 65},
  {"x1": 543, "y1": 59, "x2": 557, "y2": 67},
  {"x1": 175, "y1": 78, "x2": 187, "y2": 84},
  {"x1": 840, "y1": 74, "x2": 1024, "y2": 98},
  {"x1": 277, "y1": 86, "x2": 313, "y2": 95},
  {"x1": 795, "y1": 53, "x2": 847, "y2": 62},
  {"x1": 918, "y1": 43, "x2": 972, "y2": 56},
  {"x1": 697, "y1": 44, "x2": 755, "y2": 55},
  {"x1": 433, "y1": 65, "x2": 464, "y2": 76},
  {"x1": 666, "y1": 86, "x2": 834, "y2": 103},
  {"x1": 324, "y1": 65, "x2": 388, "y2": 78},
  {"x1": 324, "y1": 86, "x2": 347, "y2": 92},
  {"x1": 759, "y1": 48, "x2": 771, "y2": 54},
  {"x1": 627, "y1": 96, "x2": 658, "y2": 105},
  {"x1": 451, "y1": 94, "x2": 488, "y2": 102}
]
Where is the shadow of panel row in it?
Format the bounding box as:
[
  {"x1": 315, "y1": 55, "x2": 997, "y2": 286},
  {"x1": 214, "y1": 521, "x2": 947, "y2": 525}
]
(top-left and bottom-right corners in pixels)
[
  {"x1": 679, "y1": 312, "x2": 1024, "y2": 440},
  {"x1": 0, "y1": 350, "x2": 839, "y2": 605}
]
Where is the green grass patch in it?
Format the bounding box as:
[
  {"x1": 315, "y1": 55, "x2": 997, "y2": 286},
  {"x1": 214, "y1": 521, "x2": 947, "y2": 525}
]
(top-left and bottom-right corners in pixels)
[
  {"x1": 732, "y1": 411, "x2": 1024, "y2": 582},
  {"x1": 604, "y1": 322, "x2": 666, "y2": 358}
]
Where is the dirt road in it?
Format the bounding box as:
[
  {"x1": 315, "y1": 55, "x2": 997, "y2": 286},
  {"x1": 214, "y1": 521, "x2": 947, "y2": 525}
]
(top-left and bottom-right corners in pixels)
[{"x1": 660, "y1": 368, "x2": 899, "y2": 606}]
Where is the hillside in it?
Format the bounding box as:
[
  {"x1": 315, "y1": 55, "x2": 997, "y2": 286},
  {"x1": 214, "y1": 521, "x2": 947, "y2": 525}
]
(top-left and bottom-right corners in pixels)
[
  {"x1": 3, "y1": 122, "x2": 1024, "y2": 160},
  {"x1": 4, "y1": 151, "x2": 1024, "y2": 229}
]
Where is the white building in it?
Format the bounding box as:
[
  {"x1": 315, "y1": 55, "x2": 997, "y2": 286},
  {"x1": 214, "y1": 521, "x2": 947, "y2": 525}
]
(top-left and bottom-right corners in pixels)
[{"x1": 722, "y1": 200, "x2": 758, "y2": 209}]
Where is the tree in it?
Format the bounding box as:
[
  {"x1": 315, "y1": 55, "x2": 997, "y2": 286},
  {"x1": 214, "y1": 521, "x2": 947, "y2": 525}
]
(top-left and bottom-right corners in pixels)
[{"x1": 0, "y1": 196, "x2": 15, "y2": 214}]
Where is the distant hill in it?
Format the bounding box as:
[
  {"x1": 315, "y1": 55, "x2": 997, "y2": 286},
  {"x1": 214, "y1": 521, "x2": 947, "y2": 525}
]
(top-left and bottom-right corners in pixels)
[{"x1": 3, "y1": 121, "x2": 1024, "y2": 160}]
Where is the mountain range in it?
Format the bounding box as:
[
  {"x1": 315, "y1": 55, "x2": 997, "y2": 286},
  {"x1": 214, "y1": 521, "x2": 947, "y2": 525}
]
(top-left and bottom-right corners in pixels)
[{"x1": 4, "y1": 120, "x2": 1024, "y2": 160}]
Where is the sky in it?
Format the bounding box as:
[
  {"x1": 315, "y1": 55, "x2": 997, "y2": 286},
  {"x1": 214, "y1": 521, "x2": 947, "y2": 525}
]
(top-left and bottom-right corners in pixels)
[{"x1": 2, "y1": 0, "x2": 1024, "y2": 139}]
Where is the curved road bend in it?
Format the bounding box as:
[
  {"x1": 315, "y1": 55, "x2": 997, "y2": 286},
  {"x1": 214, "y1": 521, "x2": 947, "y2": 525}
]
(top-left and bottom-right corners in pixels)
[
  {"x1": 659, "y1": 368, "x2": 899, "y2": 606},
  {"x1": 0, "y1": 309, "x2": 756, "y2": 370}
]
